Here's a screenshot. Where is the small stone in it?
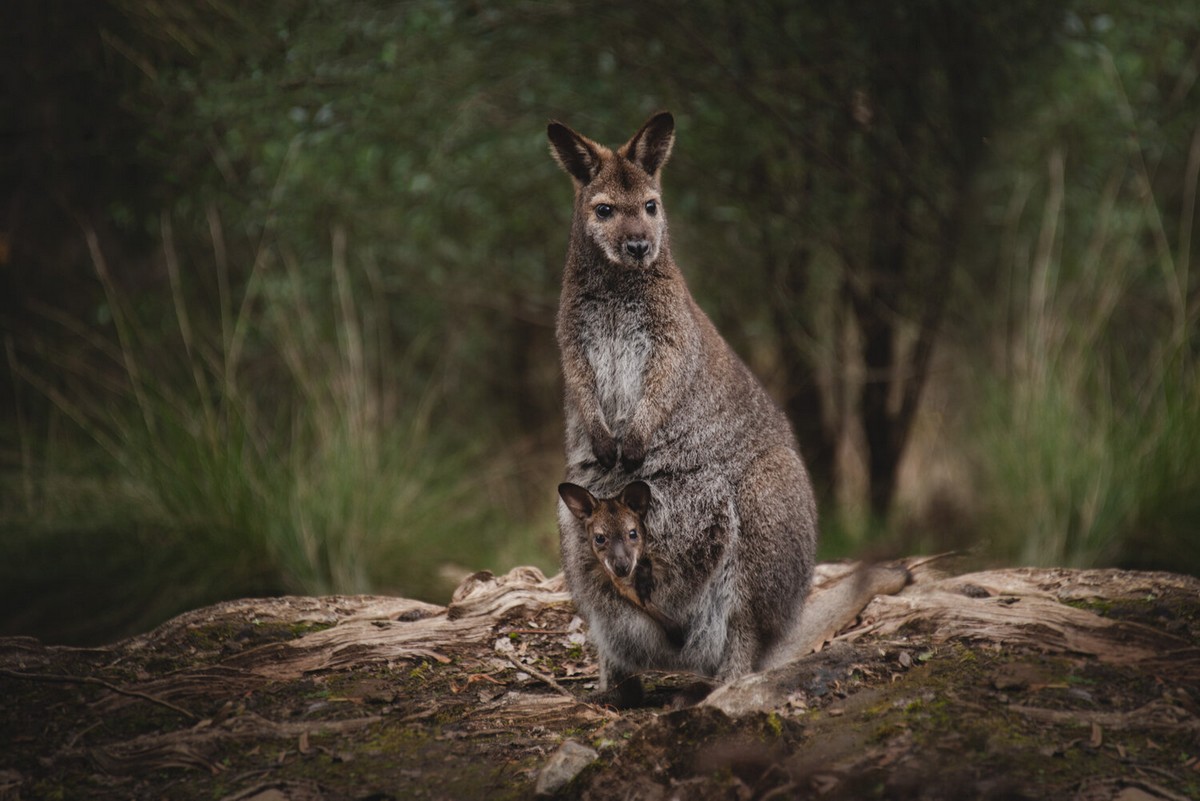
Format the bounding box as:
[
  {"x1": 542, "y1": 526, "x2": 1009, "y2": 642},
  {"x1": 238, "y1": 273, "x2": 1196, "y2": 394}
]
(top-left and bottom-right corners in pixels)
[
  {"x1": 1115, "y1": 789, "x2": 1165, "y2": 801},
  {"x1": 535, "y1": 739, "x2": 599, "y2": 796},
  {"x1": 991, "y1": 663, "x2": 1044, "y2": 691},
  {"x1": 243, "y1": 791, "x2": 288, "y2": 801}
]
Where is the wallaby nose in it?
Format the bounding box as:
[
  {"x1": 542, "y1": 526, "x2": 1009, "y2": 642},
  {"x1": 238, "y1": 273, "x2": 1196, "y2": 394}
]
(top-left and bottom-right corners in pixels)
[
  {"x1": 611, "y1": 560, "x2": 632, "y2": 579},
  {"x1": 624, "y1": 239, "x2": 650, "y2": 260}
]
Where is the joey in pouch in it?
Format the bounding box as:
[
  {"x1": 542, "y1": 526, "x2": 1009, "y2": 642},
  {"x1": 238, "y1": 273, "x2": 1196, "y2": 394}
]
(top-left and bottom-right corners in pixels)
[{"x1": 558, "y1": 480, "x2": 685, "y2": 648}]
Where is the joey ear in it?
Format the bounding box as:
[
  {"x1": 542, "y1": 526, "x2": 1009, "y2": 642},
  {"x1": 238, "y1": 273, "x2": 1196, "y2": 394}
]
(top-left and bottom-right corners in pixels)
[
  {"x1": 558, "y1": 482, "x2": 598, "y2": 521},
  {"x1": 620, "y1": 481, "x2": 652, "y2": 518},
  {"x1": 620, "y1": 111, "x2": 675, "y2": 178},
  {"x1": 548, "y1": 122, "x2": 604, "y2": 185}
]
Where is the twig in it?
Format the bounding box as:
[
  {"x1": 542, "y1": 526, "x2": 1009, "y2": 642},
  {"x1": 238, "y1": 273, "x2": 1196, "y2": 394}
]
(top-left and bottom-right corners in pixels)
[
  {"x1": 1127, "y1": 772, "x2": 1193, "y2": 801},
  {"x1": 502, "y1": 654, "x2": 617, "y2": 718},
  {"x1": 502, "y1": 653, "x2": 574, "y2": 700},
  {"x1": 65, "y1": 720, "x2": 103, "y2": 749},
  {"x1": 759, "y1": 782, "x2": 800, "y2": 801},
  {"x1": 0, "y1": 668, "x2": 198, "y2": 721},
  {"x1": 902, "y1": 551, "x2": 961, "y2": 571}
]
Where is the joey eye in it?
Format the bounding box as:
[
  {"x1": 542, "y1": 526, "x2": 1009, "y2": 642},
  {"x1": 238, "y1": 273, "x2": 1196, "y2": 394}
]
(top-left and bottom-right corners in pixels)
[
  {"x1": 628, "y1": 530, "x2": 638, "y2": 541},
  {"x1": 595, "y1": 204, "x2": 613, "y2": 220},
  {"x1": 644, "y1": 199, "x2": 658, "y2": 216},
  {"x1": 593, "y1": 534, "x2": 607, "y2": 546}
]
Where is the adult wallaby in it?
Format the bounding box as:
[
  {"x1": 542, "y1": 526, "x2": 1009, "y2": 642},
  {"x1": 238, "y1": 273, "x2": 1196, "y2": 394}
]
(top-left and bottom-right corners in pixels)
[
  {"x1": 549, "y1": 111, "x2": 818, "y2": 705},
  {"x1": 558, "y1": 480, "x2": 686, "y2": 649}
]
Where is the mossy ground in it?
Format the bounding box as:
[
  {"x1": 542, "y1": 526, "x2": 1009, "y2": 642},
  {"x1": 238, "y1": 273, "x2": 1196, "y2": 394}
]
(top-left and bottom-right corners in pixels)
[
  {"x1": 571, "y1": 639, "x2": 1200, "y2": 800},
  {"x1": 2, "y1": 579, "x2": 1197, "y2": 800}
]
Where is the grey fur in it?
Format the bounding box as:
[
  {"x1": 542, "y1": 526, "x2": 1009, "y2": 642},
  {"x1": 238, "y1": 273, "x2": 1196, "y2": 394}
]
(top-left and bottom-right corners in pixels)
[
  {"x1": 558, "y1": 481, "x2": 686, "y2": 649},
  {"x1": 549, "y1": 112, "x2": 819, "y2": 698}
]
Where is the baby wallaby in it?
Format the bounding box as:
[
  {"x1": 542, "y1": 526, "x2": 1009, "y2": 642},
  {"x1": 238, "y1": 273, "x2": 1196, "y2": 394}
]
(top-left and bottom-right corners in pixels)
[{"x1": 557, "y1": 481, "x2": 686, "y2": 648}]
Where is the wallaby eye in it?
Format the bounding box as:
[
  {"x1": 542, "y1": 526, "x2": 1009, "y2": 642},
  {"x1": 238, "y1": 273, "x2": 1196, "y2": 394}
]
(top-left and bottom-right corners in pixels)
[
  {"x1": 645, "y1": 199, "x2": 658, "y2": 216},
  {"x1": 593, "y1": 534, "x2": 607, "y2": 546},
  {"x1": 595, "y1": 204, "x2": 613, "y2": 220},
  {"x1": 628, "y1": 530, "x2": 638, "y2": 540}
]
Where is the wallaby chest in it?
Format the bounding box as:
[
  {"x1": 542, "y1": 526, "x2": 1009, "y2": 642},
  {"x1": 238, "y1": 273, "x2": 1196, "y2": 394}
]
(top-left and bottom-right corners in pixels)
[{"x1": 576, "y1": 294, "x2": 652, "y2": 434}]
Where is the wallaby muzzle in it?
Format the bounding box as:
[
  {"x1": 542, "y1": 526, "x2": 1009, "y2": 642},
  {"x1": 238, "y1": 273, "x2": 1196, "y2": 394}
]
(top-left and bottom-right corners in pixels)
[
  {"x1": 609, "y1": 558, "x2": 633, "y2": 579},
  {"x1": 624, "y1": 239, "x2": 650, "y2": 260}
]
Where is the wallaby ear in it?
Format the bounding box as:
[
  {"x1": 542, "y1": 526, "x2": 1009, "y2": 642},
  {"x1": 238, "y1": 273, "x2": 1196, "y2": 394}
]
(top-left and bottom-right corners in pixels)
[
  {"x1": 558, "y1": 482, "x2": 598, "y2": 521},
  {"x1": 620, "y1": 111, "x2": 675, "y2": 178},
  {"x1": 548, "y1": 121, "x2": 605, "y2": 185},
  {"x1": 620, "y1": 481, "x2": 652, "y2": 518}
]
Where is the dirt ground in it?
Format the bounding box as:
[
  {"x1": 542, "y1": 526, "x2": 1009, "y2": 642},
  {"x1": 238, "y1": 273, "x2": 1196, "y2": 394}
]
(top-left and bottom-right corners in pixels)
[{"x1": 1, "y1": 563, "x2": 1197, "y2": 800}]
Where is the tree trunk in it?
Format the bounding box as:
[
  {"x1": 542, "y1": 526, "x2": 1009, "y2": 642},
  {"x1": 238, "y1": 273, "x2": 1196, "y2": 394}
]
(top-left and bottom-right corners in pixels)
[
  {"x1": 852, "y1": 175, "x2": 908, "y2": 519},
  {"x1": 771, "y1": 244, "x2": 837, "y2": 502}
]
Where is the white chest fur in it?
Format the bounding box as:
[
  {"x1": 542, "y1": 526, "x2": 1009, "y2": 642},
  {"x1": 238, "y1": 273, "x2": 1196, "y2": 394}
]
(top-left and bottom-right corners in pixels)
[{"x1": 586, "y1": 325, "x2": 649, "y2": 436}]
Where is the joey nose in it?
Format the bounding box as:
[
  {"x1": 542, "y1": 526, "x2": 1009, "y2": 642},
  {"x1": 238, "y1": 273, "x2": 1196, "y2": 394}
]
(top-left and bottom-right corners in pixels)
[
  {"x1": 624, "y1": 240, "x2": 650, "y2": 260},
  {"x1": 611, "y1": 560, "x2": 632, "y2": 579}
]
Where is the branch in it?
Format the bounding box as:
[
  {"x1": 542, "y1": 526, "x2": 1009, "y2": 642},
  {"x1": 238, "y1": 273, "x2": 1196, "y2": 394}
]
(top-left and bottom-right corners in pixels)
[
  {"x1": 502, "y1": 654, "x2": 617, "y2": 718},
  {"x1": 0, "y1": 668, "x2": 198, "y2": 722}
]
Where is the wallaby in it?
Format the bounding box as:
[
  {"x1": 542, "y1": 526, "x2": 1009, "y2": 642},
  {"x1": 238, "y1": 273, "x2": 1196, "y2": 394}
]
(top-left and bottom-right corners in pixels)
[
  {"x1": 558, "y1": 480, "x2": 686, "y2": 648},
  {"x1": 549, "y1": 111, "x2": 819, "y2": 705}
]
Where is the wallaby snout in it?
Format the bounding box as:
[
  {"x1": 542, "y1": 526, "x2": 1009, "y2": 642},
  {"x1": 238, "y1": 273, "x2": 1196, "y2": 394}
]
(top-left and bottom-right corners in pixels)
[
  {"x1": 608, "y1": 556, "x2": 634, "y2": 578},
  {"x1": 624, "y1": 239, "x2": 650, "y2": 260}
]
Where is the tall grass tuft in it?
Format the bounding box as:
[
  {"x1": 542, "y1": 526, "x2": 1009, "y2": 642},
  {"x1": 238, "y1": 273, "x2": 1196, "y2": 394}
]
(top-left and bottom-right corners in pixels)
[
  {"x1": 6, "y1": 210, "x2": 521, "y2": 645},
  {"x1": 975, "y1": 126, "x2": 1199, "y2": 569}
]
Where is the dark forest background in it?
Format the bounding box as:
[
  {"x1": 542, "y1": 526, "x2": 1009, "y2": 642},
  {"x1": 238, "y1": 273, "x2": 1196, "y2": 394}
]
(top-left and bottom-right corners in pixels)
[{"x1": 2, "y1": 0, "x2": 1198, "y2": 645}]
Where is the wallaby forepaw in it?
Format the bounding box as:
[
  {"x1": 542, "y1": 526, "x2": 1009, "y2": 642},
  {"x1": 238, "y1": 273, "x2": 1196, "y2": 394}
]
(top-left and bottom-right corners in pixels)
[
  {"x1": 591, "y1": 431, "x2": 618, "y2": 469},
  {"x1": 620, "y1": 434, "x2": 646, "y2": 472}
]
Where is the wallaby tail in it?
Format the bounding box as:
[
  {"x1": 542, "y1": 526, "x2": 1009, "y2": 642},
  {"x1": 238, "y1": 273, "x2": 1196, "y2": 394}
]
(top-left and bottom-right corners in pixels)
[{"x1": 762, "y1": 561, "x2": 911, "y2": 671}]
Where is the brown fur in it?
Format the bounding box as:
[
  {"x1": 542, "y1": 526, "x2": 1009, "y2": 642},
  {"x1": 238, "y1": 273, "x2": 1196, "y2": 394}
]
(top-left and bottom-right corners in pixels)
[
  {"x1": 550, "y1": 112, "x2": 819, "y2": 703},
  {"x1": 558, "y1": 481, "x2": 686, "y2": 648}
]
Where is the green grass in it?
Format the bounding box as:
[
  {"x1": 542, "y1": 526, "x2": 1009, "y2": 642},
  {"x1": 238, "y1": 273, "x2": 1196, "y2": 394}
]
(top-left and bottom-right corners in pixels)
[
  {"x1": 970, "y1": 135, "x2": 1199, "y2": 572},
  {"x1": 2, "y1": 217, "x2": 556, "y2": 645}
]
